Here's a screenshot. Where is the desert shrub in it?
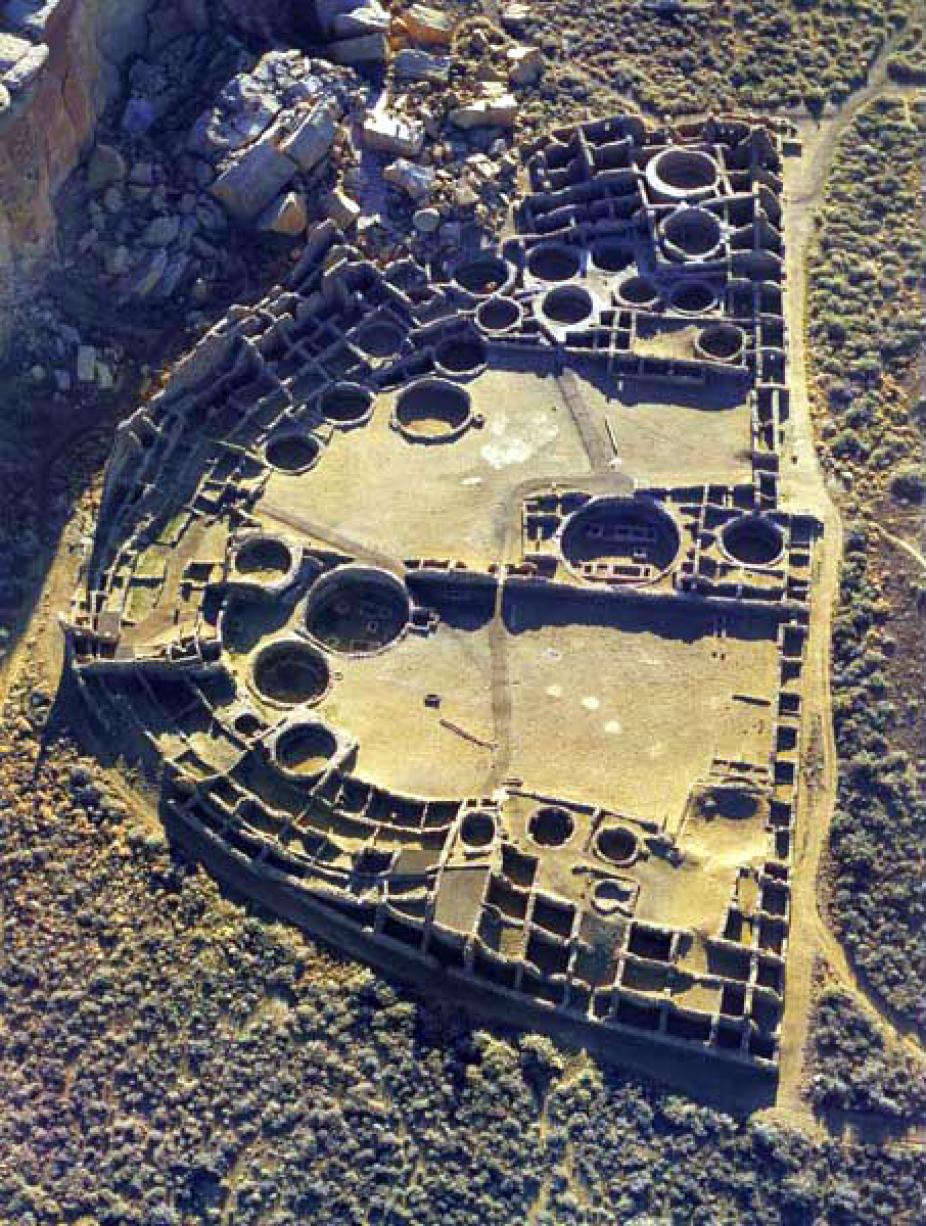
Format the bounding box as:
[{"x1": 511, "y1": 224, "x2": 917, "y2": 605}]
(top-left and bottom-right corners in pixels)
[
  {"x1": 808, "y1": 986, "x2": 926, "y2": 1117},
  {"x1": 889, "y1": 464, "x2": 926, "y2": 504},
  {"x1": 808, "y1": 98, "x2": 926, "y2": 1028}
]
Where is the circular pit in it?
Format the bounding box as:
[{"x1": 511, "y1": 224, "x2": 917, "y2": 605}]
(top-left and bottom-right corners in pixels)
[
  {"x1": 561, "y1": 498, "x2": 680, "y2": 584},
  {"x1": 662, "y1": 207, "x2": 723, "y2": 260},
  {"x1": 617, "y1": 275, "x2": 660, "y2": 308},
  {"x1": 394, "y1": 378, "x2": 473, "y2": 443},
  {"x1": 526, "y1": 243, "x2": 581, "y2": 283},
  {"x1": 592, "y1": 878, "x2": 628, "y2": 916},
  {"x1": 305, "y1": 566, "x2": 410, "y2": 655},
  {"x1": 275, "y1": 722, "x2": 338, "y2": 776},
  {"x1": 319, "y1": 382, "x2": 374, "y2": 427},
  {"x1": 528, "y1": 806, "x2": 575, "y2": 848},
  {"x1": 696, "y1": 323, "x2": 744, "y2": 363},
  {"x1": 234, "y1": 537, "x2": 293, "y2": 581},
  {"x1": 461, "y1": 810, "x2": 496, "y2": 849},
  {"x1": 596, "y1": 825, "x2": 639, "y2": 866},
  {"x1": 590, "y1": 242, "x2": 633, "y2": 274},
  {"x1": 435, "y1": 334, "x2": 487, "y2": 376},
  {"x1": 265, "y1": 432, "x2": 322, "y2": 474},
  {"x1": 476, "y1": 296, "x2": 521, "y2": 333},
  {"x1": 454, "y1": 255, "x2": 511, "y2": 297},
  {"x1": 252, "y1": 640, "x2": 330, "y2": 706},
  {"x1": 669, "y1": 281, "x2": 717, "y2": 315},
  {"x1": 542, "y1": 285, "x2": 595, "y2": 327},
  {"x1": 721, "y1": 515, "x2": 784, "y2": 567},
  {"x1": 647, "y1": 147, "x2": 719, "y2": 199},
  {"x1": 354, "y1": 320, "x2": 404, "y2": 359}
]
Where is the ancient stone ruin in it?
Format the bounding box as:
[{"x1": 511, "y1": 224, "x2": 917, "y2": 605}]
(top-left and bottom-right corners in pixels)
[{"x1": 65, "y1": 112, "x2": 821, "y2": 1074}]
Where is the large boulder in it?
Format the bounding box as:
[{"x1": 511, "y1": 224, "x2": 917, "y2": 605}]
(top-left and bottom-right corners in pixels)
[
  {"x1": 209, "y1": 138, "x2": 298, "y2": 222},
  {"x1": 450, "y1": 93, "x2": 518, "y2": 130},
  {"x1": 189, "y1": 51, "x2": 358, "y2": 225}
]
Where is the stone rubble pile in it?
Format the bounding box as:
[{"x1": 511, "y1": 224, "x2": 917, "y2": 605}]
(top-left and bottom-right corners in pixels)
[
  {"x1": 72, "y1": 141, "x2": 237, "y2": 309},
  {"x1": 175, "y1": 5, "x2": 547, "y2": 253},
  {"x1": 3, "y1": 0, "x2": 550, "y2": 389},
  {"x1": 11, "y1": 295, "x2": 124, "y2": 397},
  {"x1": 187, "y1": 49, "x2": 361, "y2": 224},
  {"x1": 318, "y1": 7, "x2": 545, "y2": 254}
]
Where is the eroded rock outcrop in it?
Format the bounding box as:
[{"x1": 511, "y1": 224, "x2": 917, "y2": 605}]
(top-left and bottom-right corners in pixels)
[{"x1": 0, "y1": 0, "x2": 153, "y2": 346}]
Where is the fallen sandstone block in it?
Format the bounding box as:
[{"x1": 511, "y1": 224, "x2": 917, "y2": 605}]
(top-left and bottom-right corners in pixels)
[
  {"x1": 258, "y1": 190, "x2": 308, "y2": 236},
  {"x1": 209, "y1": 138, "x2": 297, "y2": 222},
  {"x1": 329, "y1": 32, "x2": 389, "y2": 63},
  {"x1": 362, "y1": 108, "x2": 425, "y2": 157},
  {"x1": 507, "y1": 44, "x2": 544, "y2": 86},
  {"x1": 450, "y1": 93, "x2": 518, "y2": 130},
  {"x1": 324, "y1": 187, "x2": 361, "y2": 228},
  {"x1": 393, "y1": 48, "x2": 451, "y2": 83},
  {"x1": 280, "y1": 104, "x2": 339, "y2": 171},
  {"x1": 396, "y1": 3, "x2": 454, "y2": 46},
  {"x1": 384, "y1": 158, "x2": 435, "y2": 201},
  {"x1": 86, "y1": 144, "x2": 127, "y2": 191},
  {"x1": 332, "y1": 2, "x2": 391, "y2": 36},
  {"x1": 0, "y1": 32, "x2": 32, "y2": 72},
  {"x1": 2, "y1": 43, "x2": 48, "y2": 93}
]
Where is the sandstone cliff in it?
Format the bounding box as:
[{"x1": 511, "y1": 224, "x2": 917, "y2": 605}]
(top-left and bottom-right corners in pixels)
[{"x1": 0, "y1": 0, "x2": 152, "y2": 342}]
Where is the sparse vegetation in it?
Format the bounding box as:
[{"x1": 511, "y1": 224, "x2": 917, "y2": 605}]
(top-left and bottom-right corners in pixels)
[
  {"x1": 808, "y1": 96, "x2": 926, "y2": 1029},
  {"x1": 1, "y1": 707, "x2": 925, "y2": 1223},
  {"x1": 810, "y1": 98, "x2": 925, "y2": 500},
  {"x1": 0, "y1": 1, "x2": 922, "y2": 1214},
  {"x1": 526, "y1": 0, "x2": 913, "y2": 118},
  {"x1": 808, "y1": 984, "x2": 926, "y2": 1118},
  {"x1": 886, "y1": 22, "x2": 926, "y2": 82}
]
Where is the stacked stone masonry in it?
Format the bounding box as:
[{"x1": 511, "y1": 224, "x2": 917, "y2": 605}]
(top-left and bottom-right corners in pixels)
[{"x1": 65, "y1": 114, "x2": 820, "y2": 1075}]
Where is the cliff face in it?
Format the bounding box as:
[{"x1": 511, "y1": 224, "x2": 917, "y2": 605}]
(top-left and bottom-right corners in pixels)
[{"x1": 0, "y1": 0, "x2": 152, "y2": 339}]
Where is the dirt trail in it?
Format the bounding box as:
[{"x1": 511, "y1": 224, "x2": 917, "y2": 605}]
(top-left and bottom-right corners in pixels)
[
  {"x1": 772, "y1": 118, "x2": 844, "y2": 1123},
  {"x1": 771, "y1": 37, "x2": 926, "y2": 1128},
  {"x1": 2, "y1": 24, "x2": 922, "y2": 1145},
  {"x1": 874, "y1": 522, "x2": 926, "y2": 573}
]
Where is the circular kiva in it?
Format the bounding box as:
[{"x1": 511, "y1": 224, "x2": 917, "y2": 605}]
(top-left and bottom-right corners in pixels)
[
  {"x1": 251, "y1": 639, "x2": 331, "y2": 706},
  {"x1": 434, "y1": 333, "x2": 488, "y2": 377},
  {"x1": 696, "y1": 323, "x2": 745, "y2": 363},
  {"x1": 616, "y1": 275, "x2": 660, "y2": 309},
  {"x1": 590, "y1": 241, "x2": 633, "y2": 274},
  {"x1": 560, "y1": 497, "x2": 681, "y2": 585},
  {"x1": 528, "y1": 805, "x2": 575, "y2": 848},
  {"x1": 318, "y1": 381, "x2": 374, "y2": 427},
  {"x1": 721, "y1": 515, "x2": 784, "y2": 567},
  {"x1": 542, "y1": 285, "x2": 595, "y2": 327},
  {"x1": 646, "y1": 147, "x2": 719, "y2": 200},
  {"x1": 353, "y1": 319, "x2": 404, "y2": 359},
  {"x1": 393, "y1": 378, "x2": 473, "y2": 443},
  {"x1": 274, "y1": 722, "x2": 338, "y2": 776},
  {"x1": 476, "y1": 295, "x2": 522, "y2": 333},
  {"x1": 453, "y1": 254, "x2": 511, "y2": 297},
  {"x1": 591, "y1": 878, "x2": 627, "y2": 916},
  {"x1": 305, "y1": 565, "x2": 411, "y2": 655},
  {"x1": 661, "y1": 207, "x2": 723, "y2": 261},
  {"x1": 526, "y1": 242, "x2": 582, "y2": 283},
  {"x1": 668, "y1": 281, "x2": 717, "y2": 315},
  {"x1": 460, "y1": 809, "x2": 496, "y2": 849},
  {"x1": 264, "y1": 431, "x2": 322, "y2": 474},
  {"x1": 234, "y1": 536, "x2": 293, "y2": 581},
  {"x1": 596, "y1": 825, "x2": 639, "y2": 867}
]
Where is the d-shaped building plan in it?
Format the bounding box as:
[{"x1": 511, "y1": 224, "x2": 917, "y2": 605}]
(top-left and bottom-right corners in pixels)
[{"x1": 65, "y1": 113, "x2": 822, "y2": 1075}]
